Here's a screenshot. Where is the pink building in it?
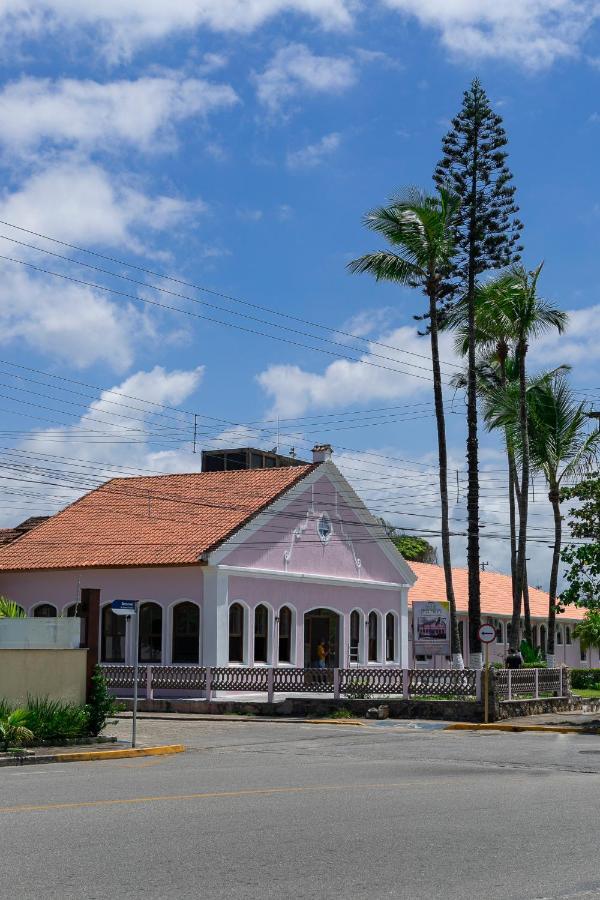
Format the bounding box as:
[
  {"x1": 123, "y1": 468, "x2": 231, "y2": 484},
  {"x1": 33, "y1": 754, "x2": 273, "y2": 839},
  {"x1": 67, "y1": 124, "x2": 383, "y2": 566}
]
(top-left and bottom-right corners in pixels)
[{"x1": 0, "y1": 444, "x2": 589, "y2": 669}]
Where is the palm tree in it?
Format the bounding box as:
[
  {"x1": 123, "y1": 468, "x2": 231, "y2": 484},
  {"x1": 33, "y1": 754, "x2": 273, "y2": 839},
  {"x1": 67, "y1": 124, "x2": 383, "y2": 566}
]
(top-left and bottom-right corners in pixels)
[
  {"x1": 348, "y1": 187, "x2": 464, "y2": 668},
  {"x1": 0, "y1": 596, "x2": 25, "y2": 618},
  {"x1": 446, "y1": 264, "x2": 567, "y2": 646},
  {"x1": 526, "y1": 375, "x2": 600, "y2": 665}
]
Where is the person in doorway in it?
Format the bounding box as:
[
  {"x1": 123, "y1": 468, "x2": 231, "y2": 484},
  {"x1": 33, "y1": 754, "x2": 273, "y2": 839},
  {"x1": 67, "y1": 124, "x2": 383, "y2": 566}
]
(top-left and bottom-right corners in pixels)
[
  {"x1": 316, "y1": 640, "x2": 327, "y2": 669},
  {"x1": 506, "y1": 647, "x2": 524, "y2": 669}
]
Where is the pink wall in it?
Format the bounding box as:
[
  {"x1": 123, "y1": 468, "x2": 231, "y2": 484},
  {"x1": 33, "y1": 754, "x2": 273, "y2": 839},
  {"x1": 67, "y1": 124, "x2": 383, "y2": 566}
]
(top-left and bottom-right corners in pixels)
[
  {"x1": 220, "y1": 474, "x2": 403, "y2": 584},
  {"x1": 0, "y1": 566, "x2": 203, "y2": 614}
]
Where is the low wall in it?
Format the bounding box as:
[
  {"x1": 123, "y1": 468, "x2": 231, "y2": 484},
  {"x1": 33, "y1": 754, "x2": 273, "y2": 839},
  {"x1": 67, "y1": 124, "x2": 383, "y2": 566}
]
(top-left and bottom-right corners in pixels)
[
  {"x1": 0, "y1": 618, "x2": 81, "y2": 649},
  {"x1": 121, "y1": 696, "x2": 483, "y2": 721},
  {"x1": 0, "y1": 648, "x2": 87, "y2": 706}
]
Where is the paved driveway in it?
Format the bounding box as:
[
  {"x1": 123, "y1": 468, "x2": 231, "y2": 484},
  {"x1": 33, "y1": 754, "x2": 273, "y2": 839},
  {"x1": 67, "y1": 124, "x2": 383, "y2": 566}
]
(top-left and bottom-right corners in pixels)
[{"x1": 2, "y1": 716, "x2": 600, "y2": 899}]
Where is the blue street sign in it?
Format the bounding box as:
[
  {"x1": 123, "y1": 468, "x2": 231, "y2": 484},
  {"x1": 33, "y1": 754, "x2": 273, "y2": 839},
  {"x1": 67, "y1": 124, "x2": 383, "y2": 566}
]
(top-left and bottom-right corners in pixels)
[{"x1": 112, "y1": 599, "x2": 137, "y2": 615}]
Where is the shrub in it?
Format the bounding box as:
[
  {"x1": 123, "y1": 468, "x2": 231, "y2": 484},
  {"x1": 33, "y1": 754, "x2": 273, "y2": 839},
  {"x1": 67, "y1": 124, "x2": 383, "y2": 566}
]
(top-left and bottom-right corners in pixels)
[
  {"x1": 24, "y1": 697, "x2": 90, "y2": 741},
  {"x1": 87, "y1": 665, "x2": 120, "y2": 736},
  {"x1": 344, "y1": 677, "x2": 372, "y2": 700},
  {"x1": 571, "y1": 669, "x2": 600, "y2": 690},
  {"x1": 0, "y1": 709, "x2": 34, "y2": 751}
]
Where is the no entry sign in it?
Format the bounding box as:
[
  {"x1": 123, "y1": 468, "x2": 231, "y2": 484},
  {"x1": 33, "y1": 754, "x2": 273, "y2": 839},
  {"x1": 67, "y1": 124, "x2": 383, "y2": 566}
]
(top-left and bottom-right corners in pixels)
[{"x1": 478, "y1": 623, "x2": 496, "y2": 644}]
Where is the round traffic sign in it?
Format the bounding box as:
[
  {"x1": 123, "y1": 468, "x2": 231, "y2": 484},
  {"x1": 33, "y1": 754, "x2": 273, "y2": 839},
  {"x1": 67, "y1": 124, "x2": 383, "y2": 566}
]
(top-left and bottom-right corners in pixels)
[{"x1": 478, "y1": 623, "x2": 496, "y2": 643}]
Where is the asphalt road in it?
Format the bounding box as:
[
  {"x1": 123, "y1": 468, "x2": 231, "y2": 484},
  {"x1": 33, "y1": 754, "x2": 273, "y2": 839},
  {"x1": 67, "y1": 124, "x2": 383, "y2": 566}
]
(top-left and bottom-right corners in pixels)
[{"x1": 2, "y1": 718, "x2": 600, "y2": 900}]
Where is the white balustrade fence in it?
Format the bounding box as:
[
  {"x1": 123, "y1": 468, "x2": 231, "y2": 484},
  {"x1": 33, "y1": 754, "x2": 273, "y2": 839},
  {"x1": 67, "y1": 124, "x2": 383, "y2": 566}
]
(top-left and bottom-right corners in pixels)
[
  {"x1": 494, "y1": 667, "x2": 567, "y2": 701},
  {"x1": 101, "y1": 664, "x2": 482, "y2": 702}
]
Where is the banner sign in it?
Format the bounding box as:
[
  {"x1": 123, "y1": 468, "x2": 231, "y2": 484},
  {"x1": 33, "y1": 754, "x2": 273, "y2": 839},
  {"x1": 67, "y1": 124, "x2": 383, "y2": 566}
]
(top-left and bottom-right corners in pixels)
[{"x1": 413, "y1": 600, "x2": 450, "y2": 656}]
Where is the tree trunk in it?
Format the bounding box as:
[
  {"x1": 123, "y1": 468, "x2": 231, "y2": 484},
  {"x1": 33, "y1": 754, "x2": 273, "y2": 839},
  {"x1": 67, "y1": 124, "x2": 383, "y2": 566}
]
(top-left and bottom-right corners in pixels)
[
  {"x1": 511, "y1": 338, "x2": 530, "y2": 650},
  {"x1": 466, "y1": 160, "x2": 482, "y2": 668},
  {"x1": 522, "y1": 570, "x2": 532, "y2": 647},
  {"x1": 429, "y1": 289, "x2": 464, "y2": 669},
  {"x1": 546, "y1": 483, "x2": 562, "y2": 667}
]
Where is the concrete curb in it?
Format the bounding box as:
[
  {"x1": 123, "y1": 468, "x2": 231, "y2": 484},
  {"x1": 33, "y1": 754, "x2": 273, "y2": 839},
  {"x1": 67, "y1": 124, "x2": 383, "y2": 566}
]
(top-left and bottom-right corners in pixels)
[
  {"x1": 0, "y1": 745, "x2": 185, "y2": 767},
  {"x1": 446, "y1": 723, "x2": 600, "y2": 735}
]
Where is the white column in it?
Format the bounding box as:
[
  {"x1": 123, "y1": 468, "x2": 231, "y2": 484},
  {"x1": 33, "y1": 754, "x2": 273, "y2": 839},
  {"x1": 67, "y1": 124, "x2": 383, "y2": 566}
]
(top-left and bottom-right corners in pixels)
[
  {"x1": 399, "y1": 587, "x2": 410, "y2": 669},
  {"x1": 202, "y1": 566, "x2": 229, "y2": 666}
]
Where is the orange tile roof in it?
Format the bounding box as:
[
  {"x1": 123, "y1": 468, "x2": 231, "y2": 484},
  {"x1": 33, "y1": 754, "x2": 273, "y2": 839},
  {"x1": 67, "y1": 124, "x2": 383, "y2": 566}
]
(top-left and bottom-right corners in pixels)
[
  {"x1": 408, "y1": 562, "x2": 584, "y2": 622},
  {"x1": 0, "y1": 466, "x2": 315, "y2": 571}
]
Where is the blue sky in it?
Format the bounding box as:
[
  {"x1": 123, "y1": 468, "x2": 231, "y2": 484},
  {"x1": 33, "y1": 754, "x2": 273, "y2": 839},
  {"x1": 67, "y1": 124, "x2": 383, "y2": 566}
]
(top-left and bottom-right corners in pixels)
[{"x1": 0, "y1": 1, "x2": 599, "y2": 586}]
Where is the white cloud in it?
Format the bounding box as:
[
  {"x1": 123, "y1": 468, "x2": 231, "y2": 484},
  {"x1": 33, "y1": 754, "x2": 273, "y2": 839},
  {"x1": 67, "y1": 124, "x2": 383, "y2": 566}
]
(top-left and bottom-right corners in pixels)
[
  {"x1": 0, "y1": 74, "x2": 238, "y2": 153},
  {"x1": 9, "y1": 366, "x2": 206, "y2": 515},
  {"x1": 0, "y1": 1, "x2": 353, "y2": 60},
  {"x1": 255, "y1": 43, "x2": 356, "y2": 112},
  {"x1": 0, "y1": 261, "x2": 148, "y2": 371},
  {"x1": 382, "y1": 0, "x2": 598, "y2": 69},
  {"x1": 334, "y1": 307, "x2": 397, "y2": 342},
  {"x1": 0, "y1": 161, "x2": 203, "y2": 253},
  {"x1": 529, "y1": 304, "x2": 600, "y2": 373},
  {"x1": 257, "y1": 324, "x2": 457, "y2": 417},
  {"x1": 286, "y1": 132, "x2": 341, "y2": 169}
]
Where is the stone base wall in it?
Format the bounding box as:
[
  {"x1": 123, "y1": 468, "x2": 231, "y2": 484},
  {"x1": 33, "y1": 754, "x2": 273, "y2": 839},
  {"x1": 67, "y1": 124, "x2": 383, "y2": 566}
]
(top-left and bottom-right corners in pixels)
[{"x1": 122, "y1": 696, "x2": 483, "y2": 721}]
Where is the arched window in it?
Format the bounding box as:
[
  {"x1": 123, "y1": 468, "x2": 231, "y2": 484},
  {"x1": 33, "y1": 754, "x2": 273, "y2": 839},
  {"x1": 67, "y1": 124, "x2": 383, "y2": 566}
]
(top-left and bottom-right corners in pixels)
[
  {"x1": 496, "y1": 621, "x2": 503, "y2": 644},
  {"x1": 385, "y1": 612, "x2": 395, "y2": 662},
  {"x1": 64, "y1": 604, "x2": 79, "y2": 617},
  {"x1": 507, "y1": 623, "x2": 513, "y2": 646},
  {"x1": 278, "y1": 606, "x2": 292, "y2": 664},
  {"x1": 172, "y1": 602, "x2": 200, "y2": 664},
  {"x1": 539, "y1": 624, "x2": 547, "y2": 656},
  {"x1": 556, "y1": 626, "x2": 563, "y2": 645},
  {"x1": 532, "y1": 625, "x2": 538, "y2": 648},
  {"x1": 229, "y1": 603, "x2": 244, "y2": 663},
  {"x1": 254, "y1": 604, "x2": 269, "y2": 663},
  {"x1": 101, "y1": 605, "x2": 125, "y2": 662},
  {"x1": 350, "y1": 610, "x2": 361, "y2": 663},
  {"x1": 368, "y1": 611, "x2": 379, "y2": 662},
  {"x1": 566, "y1": 626, "x2": 572, "y2": 645},
  {"x1": 33, "y1": 603, "x2": 57, "y2": 617},
  {"x1": 138, "y1": 602, "x2": 162, "y2": 663}
]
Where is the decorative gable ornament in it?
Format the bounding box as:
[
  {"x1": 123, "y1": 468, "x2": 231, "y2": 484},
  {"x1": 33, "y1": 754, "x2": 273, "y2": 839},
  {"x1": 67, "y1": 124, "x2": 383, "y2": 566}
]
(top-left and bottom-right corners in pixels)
[{"x1": 317, "y1": 512, "x2": 332, "y2": 543}]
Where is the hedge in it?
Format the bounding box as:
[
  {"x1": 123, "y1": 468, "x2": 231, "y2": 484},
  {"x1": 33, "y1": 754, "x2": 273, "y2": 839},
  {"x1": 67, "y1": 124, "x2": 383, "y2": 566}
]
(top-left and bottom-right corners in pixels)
[{"x1": 571, "y1": 669, "x2": 600, "y2": 690}]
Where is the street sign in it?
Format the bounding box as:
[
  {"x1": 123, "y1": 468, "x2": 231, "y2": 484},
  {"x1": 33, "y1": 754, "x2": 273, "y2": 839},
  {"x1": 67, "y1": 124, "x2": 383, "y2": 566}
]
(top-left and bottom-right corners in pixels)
[
  {"x1": 110, "y1": 599, "x2": 139, "y2": 748},
  {"x1": 478, "y1": 623, "x2": 496, "y2": 644},
  {"x1": 112, "y1": 599, "x2": 137, "y2": 616}
]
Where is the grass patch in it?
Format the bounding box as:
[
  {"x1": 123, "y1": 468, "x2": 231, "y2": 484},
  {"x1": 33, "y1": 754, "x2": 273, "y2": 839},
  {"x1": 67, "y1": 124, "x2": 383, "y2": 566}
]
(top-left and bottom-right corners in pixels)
[
  {"x1": 573, "y1": 688, "x2": 600, "y2": 699},
  {"x1": 328, "y1": 708, "x2": 355, "y2": 719}
]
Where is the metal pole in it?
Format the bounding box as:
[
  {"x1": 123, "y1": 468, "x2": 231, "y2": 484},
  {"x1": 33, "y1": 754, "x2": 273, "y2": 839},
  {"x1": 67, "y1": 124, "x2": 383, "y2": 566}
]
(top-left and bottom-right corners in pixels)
[
  {"x1": 484, "y1": 642, "x2": 489, "y2": 724},
  {"x1": 132, "y1": 609, "x2": 139, "y2": 749}
]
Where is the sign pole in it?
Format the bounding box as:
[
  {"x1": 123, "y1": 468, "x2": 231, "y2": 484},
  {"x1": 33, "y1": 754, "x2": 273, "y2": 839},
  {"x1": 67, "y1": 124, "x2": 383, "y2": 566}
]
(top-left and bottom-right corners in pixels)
[
  {"x1": 132, "y1": 609, "x2": 139, "y2": 749},
  {"x1": 477, "y1": 623, "x2": 495, "y2": 725},
  {"x1": 484, "y1": 640, "x2": 489, "y2": 724}
]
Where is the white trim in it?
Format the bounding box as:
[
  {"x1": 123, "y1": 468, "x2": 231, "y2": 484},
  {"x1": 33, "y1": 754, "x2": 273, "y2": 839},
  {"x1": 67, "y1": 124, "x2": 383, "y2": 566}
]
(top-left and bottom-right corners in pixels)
[
  {"x1": 218, "y1": 564, "x2": 404, "y2": 591},
  {"x1": 206, "y1": 462, "x2": 416, "y2": 587}
]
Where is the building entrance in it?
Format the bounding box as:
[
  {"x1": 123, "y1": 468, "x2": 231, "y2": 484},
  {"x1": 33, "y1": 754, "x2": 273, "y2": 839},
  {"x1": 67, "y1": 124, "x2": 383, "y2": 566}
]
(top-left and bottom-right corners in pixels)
[{"x1": 303, "y1": 608, "x2": 340, "y2": 668}]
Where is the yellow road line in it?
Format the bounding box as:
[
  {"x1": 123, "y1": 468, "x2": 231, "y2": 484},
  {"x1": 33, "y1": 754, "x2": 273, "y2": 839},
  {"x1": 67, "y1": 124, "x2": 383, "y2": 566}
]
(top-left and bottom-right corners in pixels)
[
  {"x1": 53, "y1": 744, "x2": 184, "y2": 763},
  {"x1": 0, "y1": 780, "x2": 447, "y2": 815}
]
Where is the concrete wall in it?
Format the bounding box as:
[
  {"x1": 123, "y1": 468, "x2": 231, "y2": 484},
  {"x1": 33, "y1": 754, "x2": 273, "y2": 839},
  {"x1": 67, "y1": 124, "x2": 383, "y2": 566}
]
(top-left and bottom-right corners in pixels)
[
  {"x1": 0, "y1": 648, "x2": 87, "y2": 706},
  {"x1": 0, "y1": 618, "x2": 80, "y2": 649}
]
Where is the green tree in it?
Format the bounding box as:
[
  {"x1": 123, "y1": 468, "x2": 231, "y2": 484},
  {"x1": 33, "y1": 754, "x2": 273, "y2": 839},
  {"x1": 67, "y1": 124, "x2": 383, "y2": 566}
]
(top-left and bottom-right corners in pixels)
[
  {"x1": 561, "y1": 473, "x2": 600, "y2": 611},
  {"x1": 574, "y1": 610, "x2": 600, "y2": 656},
  {"x1": 382, "y1": 524, "x2": 438, "y2": 563},
  {"x1": 349, "y1": 188, "x2": 464, "y2": 667},
  {"x1": 526, "y1": 376, "x2": 600, "y2": 663},
  {"x1": 434, "y1": 78, "x2": 523, "y2": 666}
]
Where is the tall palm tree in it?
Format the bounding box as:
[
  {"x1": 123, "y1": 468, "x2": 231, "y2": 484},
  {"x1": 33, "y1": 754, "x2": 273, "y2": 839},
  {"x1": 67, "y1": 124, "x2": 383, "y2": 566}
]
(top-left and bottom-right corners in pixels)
[
  {"x1": 526, "y1": 375, "x2": 600, "y2": 665},
  {"x1": 348, "y1": 188, "x2": 465, "y2": 668},
  {"x1": 446, "y1": 265, "x2": 567, "y2": 646}
]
